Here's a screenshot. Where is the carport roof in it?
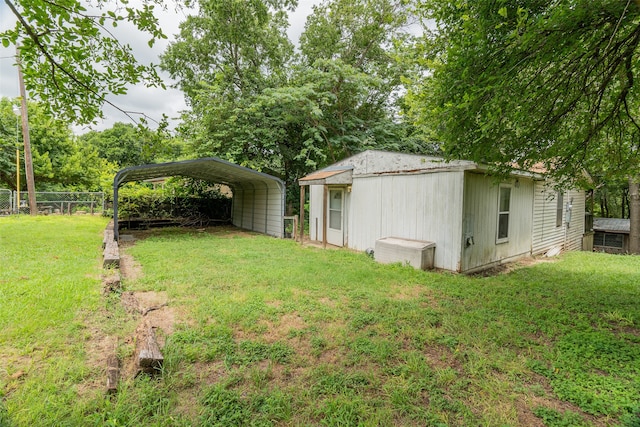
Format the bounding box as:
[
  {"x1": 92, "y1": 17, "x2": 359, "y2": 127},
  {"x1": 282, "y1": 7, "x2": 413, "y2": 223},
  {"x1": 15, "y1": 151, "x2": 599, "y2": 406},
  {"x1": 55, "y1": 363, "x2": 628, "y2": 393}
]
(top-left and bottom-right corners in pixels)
[{"x1": 114, "y1": 157, "x2": 285, "y2": 189}]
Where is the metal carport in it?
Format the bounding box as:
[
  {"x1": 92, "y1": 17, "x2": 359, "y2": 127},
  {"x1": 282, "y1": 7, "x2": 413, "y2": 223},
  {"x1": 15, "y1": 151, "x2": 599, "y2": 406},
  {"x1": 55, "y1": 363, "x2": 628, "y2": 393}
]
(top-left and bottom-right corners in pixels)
[{"x1": 112, "y1": 157, "x2": 285, "y2": 240}]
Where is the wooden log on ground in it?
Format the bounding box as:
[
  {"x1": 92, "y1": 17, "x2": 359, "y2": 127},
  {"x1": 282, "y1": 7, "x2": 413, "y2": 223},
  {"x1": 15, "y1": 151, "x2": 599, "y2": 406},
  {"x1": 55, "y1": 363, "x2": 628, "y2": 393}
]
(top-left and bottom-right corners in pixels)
[
  {"x1": 103, "y1": 240, "x2": 120, "y2": 268},
  {"x1": 138, "y1": 327, "x2": 163, "y2": 374},
  {"x1": 103, "y1": 221, "x2": 115, "y2": 248},
  {"x1": 102, "y1": 229, "x2": 114, "y2": 249},
  {"x1": 106, "y1": 354, "x2": 119, "y2": 394}
]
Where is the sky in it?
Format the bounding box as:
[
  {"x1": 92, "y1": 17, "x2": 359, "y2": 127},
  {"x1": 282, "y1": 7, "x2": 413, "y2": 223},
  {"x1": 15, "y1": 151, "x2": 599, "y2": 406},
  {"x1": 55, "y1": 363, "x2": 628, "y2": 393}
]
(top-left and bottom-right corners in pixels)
[{"x1": 0, "y1": 0, "x2": 322, "y2": 134}]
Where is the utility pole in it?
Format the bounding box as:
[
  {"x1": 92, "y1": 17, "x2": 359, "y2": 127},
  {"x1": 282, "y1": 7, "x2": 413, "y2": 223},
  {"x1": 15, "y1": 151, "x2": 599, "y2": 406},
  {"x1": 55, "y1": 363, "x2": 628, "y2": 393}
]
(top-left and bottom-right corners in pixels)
[
  {"x1": 12, "y1": 105, "x2": 21, "y2": 212},
  {"x1": 16, "y1": 46, "x2": 37, "y2": 216}
]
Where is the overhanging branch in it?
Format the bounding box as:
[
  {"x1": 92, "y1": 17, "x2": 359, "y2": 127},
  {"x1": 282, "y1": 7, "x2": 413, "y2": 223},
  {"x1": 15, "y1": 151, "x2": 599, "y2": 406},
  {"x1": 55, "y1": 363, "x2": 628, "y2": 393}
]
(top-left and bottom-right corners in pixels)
[{"x1": 4, "y1": 0, "x2": 162, "y2": 125}]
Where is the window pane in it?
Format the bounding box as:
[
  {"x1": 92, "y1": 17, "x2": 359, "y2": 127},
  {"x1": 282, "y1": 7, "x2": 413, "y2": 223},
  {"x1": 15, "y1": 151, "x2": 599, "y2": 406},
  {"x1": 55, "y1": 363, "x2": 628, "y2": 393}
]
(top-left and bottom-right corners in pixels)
[
  {"x1": 329, "y1": 210, "x2": 341, "y2": 230},
  {"x1": 498, "y1": 213, "x2": 509, "y2": 239},
  {"x1": 594, "y1": 232, "x2": 605, "y2": 246},
  {"x1": 329, "y1": 190, "x2": 342, "y2": 210},
  {"x1": 556, "y1": 192, "x2": 564, "y2": 227},
  {"x1": 604, "y1": 233, "x2": 623, "y2": 248},
  {"x1": 499, "y1": 187, "x2": 511, "y2": 212}
]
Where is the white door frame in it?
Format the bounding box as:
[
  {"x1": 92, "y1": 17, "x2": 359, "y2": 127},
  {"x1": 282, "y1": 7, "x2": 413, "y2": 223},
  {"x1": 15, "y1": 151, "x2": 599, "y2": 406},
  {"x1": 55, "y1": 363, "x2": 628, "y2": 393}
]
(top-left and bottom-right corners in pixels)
[{"x1": 326, "y1": 187, "x2": 345, "y2": 246}]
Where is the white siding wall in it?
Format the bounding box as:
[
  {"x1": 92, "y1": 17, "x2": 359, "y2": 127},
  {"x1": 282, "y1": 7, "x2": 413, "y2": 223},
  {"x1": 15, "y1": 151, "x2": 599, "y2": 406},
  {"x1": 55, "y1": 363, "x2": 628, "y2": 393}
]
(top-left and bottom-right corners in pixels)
[
  {"x1": 565, "y1": 189, "x2": 586, "y2": 251},
  {"x1": 308, "y1": 185, "x2": 324, "y2": 241},
  {"x1": 532, "y1": 182, "x2": 585, "y2": 254},
  {"x1": 232, "y1": 183, "x2": 284, "y2": 237},
  {"x1": 461, "y1": 173, "x2": 534, "y2": 272},
  {"x1": 347, "y1": 171, "x2": 465, "y2": 272}
]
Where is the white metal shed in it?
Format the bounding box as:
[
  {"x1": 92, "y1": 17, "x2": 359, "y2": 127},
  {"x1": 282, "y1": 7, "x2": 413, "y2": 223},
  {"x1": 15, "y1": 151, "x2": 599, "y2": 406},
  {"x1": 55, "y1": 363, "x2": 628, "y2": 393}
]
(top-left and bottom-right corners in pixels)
[
  {"x1": 299, "y1": 150, "x2": 586, "y2": 273},
  {"x1": 113, "y1": 157, "x2": 285, "y2": 240}
]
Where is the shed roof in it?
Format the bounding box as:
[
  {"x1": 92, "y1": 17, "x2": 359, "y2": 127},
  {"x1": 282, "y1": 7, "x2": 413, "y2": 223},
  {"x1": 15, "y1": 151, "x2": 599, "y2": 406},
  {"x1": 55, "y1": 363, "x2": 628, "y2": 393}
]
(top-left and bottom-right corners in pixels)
[
  {"x1": 298, "y1": 150, "x2": 547, "y2": 185},
  {"x1": 113, "y1": 157, "x2": 285, "y2": 239},
  {"x1": 298, "y1": 166, "x2": 353, "y2": 186},
  {"x1": 593, "y1": 218, "x2": 630, "y2": 233}
]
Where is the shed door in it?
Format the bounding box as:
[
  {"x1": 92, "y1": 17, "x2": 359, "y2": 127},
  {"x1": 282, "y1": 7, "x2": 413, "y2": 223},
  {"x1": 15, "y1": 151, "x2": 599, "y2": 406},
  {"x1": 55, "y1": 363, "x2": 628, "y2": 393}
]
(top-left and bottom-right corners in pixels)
[{"x1": 327, "y1": 189, "x2": 344, "y2": 246}]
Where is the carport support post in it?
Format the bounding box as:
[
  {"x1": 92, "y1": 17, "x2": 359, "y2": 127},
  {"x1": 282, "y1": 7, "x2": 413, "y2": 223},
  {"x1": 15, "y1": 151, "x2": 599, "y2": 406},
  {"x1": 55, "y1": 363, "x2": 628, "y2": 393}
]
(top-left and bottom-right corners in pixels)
[
  {"x1": 323, "y1": 184, "x2": 328, "y2": 248},
  {"x1": 299, "y1": 185, "x2": 305, "y2": 244},
  {"x1": 113, "y1": 182, "x2": 119, "y2": 241}
]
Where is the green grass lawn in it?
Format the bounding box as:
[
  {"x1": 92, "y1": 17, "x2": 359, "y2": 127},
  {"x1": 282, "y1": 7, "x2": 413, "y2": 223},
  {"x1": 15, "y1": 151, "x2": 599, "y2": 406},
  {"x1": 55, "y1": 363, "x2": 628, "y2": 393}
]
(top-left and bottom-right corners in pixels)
[{"x1": 1, "y1": 218, "x2": 639, "y2": 426}]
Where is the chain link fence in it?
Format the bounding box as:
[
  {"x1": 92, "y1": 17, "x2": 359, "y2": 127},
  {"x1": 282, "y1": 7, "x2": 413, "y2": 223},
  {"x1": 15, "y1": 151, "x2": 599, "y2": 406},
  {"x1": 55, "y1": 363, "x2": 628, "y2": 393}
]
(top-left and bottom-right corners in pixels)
[
  {"x1": 0, "y1": 189, "x2": 12, "y2": 215},
  {"x1": 10, "y1": 191, "x2": 105, "y2": 215}
]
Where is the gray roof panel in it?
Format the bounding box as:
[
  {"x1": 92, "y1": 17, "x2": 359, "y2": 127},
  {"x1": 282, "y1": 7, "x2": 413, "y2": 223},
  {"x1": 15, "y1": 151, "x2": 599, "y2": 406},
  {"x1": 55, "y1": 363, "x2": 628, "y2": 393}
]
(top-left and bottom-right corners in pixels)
[
  {"x1": 114, "y1": 157, "x2": 284, "y2": 188},
  {"x1": 593, "y1": 218, "x2": 630, "y2": 233}
]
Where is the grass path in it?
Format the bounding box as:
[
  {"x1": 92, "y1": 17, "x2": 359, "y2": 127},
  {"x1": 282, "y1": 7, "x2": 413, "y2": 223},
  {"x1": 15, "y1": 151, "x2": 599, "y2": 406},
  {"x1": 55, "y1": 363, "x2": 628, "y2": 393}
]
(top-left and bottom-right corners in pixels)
[{"x1": 1, "y1": 219, "x2": 639, "y2": 426}]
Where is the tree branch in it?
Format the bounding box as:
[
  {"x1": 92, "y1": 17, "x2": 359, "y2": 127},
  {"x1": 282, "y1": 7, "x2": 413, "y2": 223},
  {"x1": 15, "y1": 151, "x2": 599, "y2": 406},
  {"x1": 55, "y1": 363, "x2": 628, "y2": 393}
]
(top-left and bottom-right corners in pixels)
[{"x1": 4, "y1": 0, "x2": 162, "y2": 125}]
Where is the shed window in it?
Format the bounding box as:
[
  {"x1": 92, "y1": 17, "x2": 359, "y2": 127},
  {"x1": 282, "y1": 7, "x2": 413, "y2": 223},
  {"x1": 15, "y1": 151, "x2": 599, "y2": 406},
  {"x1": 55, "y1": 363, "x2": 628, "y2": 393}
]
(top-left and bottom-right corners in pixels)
[
  {"x1": 594, "y1": 232, "x2": 624, "y2": 248},
  {"x1": 556, "y1": 192, "x2": 564, "y2": 227},
  {"x1": 496, "y1": 186, "x2": 511, "y2": 243}
]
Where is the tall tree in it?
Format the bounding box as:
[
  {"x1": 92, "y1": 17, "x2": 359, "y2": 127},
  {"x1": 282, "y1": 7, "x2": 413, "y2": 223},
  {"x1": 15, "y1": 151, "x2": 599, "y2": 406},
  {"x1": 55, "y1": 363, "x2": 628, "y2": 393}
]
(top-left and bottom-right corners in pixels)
[
  {"x1": 164, "y1": 0, "x2": 420, "y2": 193},
  {"x1": 80, "y1": 122, "x2": 184, "y2": 169},
  {"x1": 0, "y1": 97, "x2": 106, "y2": 190},
  {"x1": 1, "y1": 0, "x2": 168, "y2": 124},
  {"x1": 298, "y1": 0, "x2": 421, "y2": 163},
  {"x1": 161, "y1": 0, "x2": 296, "y2": 173},
  {"x1": 300, "y1": 0, "x2": 410, "y2": 91},
  {"x1": 409, "y1": 0, "x2": 640, "y2": 252},
  {"x1": 161, "y1": 0, "x2": 295, "y2": 102}
]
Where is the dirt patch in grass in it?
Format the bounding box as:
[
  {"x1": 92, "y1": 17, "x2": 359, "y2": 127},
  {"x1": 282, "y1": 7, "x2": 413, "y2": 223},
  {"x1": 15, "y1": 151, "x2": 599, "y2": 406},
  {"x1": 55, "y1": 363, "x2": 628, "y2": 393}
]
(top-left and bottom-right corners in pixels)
[
  {"x1": 235, "y1": 312, "x2": 307, "y2": 343},
  {"x1": 390, "y1": 284, "x2": 440, "y2": 308},
  {"x1": 265, "y1": 299, "x2": 283, "y2": 309},
  {"x1": 170, "y1": 361, "x2": 229, "y2": 423},
  {"x1": 77, "y1": 326, "x2": 118, "y2": 396},
  {"x1": 119, "y1": 253, "x2": 143, "y2": 282},
  {"x1": 469, "y1": 256, "x2": 557, "y2": 277},
  {"x1": 172, "y1": 389, "x2": 200, "y2": 423},
  {"x1": 314, "y1": 347, "x2": 343, "y2": 365},
  {"x1": 514, "y1": 400, "x2": 546, "y2": 427},
  {"x1": 423, "y1": 343, "x2": 461, "y2": 372},
  {"x1": 390, "y1": 284, "x2": 425, "y2": 300},
  {"x1": 514, "y1": 390, "x2": 610, "y2": 427},
  {"x1": 1, "y1": 352, "x2": 33, "y2": 396},
  {"x1": 278, "y1": 313, "x2": 306, "y2": 334},
  {"x1": 493, "y1": 372, "x2": 610, "y2": 427},
  {"x1": 318, "y1": 297, "x2": 338, "y2": 308}
]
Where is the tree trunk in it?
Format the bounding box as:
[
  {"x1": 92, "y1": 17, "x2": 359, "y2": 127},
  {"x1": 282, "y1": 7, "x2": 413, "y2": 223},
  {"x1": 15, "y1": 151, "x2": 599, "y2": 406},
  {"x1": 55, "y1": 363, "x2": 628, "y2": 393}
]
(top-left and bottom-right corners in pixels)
[{"x1": 629, "y1": 177, "x2": 640, "y2": 254}]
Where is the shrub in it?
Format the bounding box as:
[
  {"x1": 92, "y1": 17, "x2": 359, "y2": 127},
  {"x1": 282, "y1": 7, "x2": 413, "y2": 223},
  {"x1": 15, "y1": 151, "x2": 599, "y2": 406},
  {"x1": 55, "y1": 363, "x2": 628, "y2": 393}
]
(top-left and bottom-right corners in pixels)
[{"x1": 116, "y1": 178, "x2": 231, "y2": 221}]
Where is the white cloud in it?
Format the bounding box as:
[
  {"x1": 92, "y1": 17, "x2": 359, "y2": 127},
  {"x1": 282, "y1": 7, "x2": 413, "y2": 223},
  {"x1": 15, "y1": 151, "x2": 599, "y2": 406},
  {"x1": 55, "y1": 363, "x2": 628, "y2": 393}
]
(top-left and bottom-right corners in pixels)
[
  {"x1": 288, "y1": 0, "x2": 321, "y2": 46},
  {"x1": 0, "y1": 3, "x2": 20, "y2": 101}
]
